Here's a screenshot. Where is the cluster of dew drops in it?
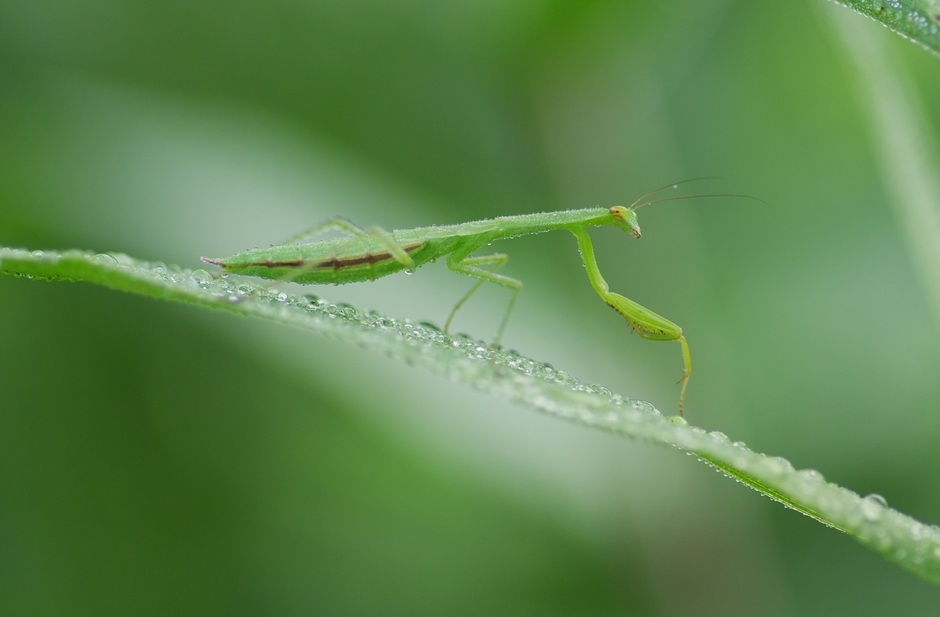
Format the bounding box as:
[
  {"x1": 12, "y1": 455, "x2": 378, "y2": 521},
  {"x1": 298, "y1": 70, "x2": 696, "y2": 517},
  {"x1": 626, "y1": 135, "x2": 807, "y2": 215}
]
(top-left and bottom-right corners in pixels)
[
  {"x1": 9, "y1": 248, "x2": 653, "y2": 424},
  {"x1": 860, "y1": 0, "x2": 940, "y2": 36},
  {"x1": 173, "y1": 260, "x2": 662, "y2": 419}
]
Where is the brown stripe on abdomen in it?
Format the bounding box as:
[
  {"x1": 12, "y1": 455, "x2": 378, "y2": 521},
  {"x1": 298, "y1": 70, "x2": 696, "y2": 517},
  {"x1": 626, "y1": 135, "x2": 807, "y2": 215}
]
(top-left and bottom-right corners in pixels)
[
  {"x1": 245, "y1": 242, "x2": 424, "y2": 270},
  {"x1": 315, "y1": 242, "x2": 424, "y2": 270},
  {"x1": 255, "y1": 259, "x2": 305, "y2": 268}
]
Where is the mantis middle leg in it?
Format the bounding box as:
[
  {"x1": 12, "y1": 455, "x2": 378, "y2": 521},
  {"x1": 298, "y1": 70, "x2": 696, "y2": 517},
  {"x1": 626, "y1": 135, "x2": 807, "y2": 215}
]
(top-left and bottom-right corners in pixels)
[{"x1": 445, "y1": 253, "x2": 521, "y2": 347}]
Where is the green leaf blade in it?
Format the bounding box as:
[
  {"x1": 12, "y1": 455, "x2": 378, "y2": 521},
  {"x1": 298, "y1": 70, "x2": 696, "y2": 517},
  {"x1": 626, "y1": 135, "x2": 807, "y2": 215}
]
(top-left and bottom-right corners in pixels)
[{"x1": 834, "y1": 0, "x2": 940, "y2": 55}]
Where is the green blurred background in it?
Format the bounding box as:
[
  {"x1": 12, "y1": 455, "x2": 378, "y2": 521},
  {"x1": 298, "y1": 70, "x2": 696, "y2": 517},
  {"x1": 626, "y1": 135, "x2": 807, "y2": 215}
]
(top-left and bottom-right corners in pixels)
[{"x1": 3, "y1": 0, "x2": 940, "y2": 614}]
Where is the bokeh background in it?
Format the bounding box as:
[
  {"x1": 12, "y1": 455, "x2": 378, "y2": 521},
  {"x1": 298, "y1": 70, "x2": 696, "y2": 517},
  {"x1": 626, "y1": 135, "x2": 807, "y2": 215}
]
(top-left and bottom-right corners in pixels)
[{"x1": 3, "y1": 0, "x2": 940, "y2": 614}]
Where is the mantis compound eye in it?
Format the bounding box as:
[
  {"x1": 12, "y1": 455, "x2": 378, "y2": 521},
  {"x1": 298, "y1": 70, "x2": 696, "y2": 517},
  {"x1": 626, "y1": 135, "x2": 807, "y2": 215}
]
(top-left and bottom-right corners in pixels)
[{"x1": 609, "y1": 206, "x2": 628, "y2": 220}]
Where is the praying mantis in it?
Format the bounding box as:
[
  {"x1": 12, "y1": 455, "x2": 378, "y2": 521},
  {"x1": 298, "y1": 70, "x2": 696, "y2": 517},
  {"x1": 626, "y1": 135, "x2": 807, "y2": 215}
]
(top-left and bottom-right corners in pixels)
[{"x1": 203, "y1": 181, "x2": 750, "y2": 415}]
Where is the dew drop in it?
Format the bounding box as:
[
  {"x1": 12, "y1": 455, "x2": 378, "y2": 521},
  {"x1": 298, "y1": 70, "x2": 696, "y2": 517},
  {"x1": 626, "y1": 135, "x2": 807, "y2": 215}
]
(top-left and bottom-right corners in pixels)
[
  {"x1": 798, "y1": 469, "x2": 825, "y2": 483},
  {"x1": 860, "y1": 493, "x2": 888, "y2": 522},
  {"x1": 94, "y1": 253, "x2": 118, "y2": 266},
  {"x1": 668, "y1": 415, "x2": 689, "y2": 427},
  {"x1": 589, "y1": 383, "x2": 611, "y2": 397},
  {"x1": 868, "y1": 493, "x2": 888, "y2": 507},
  {"x1": 190, "y1": 269, "x2": 212, "y2": 286}
]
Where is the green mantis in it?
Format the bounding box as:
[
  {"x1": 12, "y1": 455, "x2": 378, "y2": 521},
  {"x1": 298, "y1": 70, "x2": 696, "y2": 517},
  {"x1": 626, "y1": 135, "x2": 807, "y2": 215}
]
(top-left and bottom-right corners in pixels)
[{"x1": 203, "y1": 182, "x2": 742, "y2": 415}]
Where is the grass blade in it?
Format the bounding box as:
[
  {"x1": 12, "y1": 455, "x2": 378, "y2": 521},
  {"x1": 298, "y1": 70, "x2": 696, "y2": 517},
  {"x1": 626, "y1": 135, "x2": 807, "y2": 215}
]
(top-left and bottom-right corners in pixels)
[{"x1": 4, "y1": 245, "x2": 940, "y2": 585}]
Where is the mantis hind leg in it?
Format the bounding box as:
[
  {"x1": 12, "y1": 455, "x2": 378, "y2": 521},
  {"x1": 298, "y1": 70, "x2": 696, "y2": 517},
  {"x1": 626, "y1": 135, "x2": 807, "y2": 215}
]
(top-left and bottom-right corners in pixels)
[
  {"x1": 277, "y1": 223, "x2": 414, "y2": 284},
  {"x1": 282, "y1": 217, "x2": 368, "y2": 244},
  {"x1": 285, "y1": 220, "x2": 413, "y2": 267},
  {"x1": 445, "y1": 253, "x2": 521, "y2": 347},
  {"x1": 365, "y1": 226, "x2": 415, "y2": 270}
]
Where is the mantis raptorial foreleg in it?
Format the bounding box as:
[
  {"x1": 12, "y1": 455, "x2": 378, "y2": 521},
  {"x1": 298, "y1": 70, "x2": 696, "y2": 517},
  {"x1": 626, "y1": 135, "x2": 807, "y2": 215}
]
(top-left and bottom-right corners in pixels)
[
  {"x1": 444, "y1": 253, "x2": 521, "y2": 346},
  {"x1": 571, "y1": 227, "x2": 692, "y2": 415}
]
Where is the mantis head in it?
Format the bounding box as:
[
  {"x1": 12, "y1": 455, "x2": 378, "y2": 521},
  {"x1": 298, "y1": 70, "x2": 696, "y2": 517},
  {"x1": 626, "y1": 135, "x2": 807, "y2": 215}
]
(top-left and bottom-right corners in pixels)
[
  {"x1": 609, "y1": 206, "x2": 641, "y2": 238},
  {"x1": 608, "y1": 180, "x2": 762, "y2": 242}
]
